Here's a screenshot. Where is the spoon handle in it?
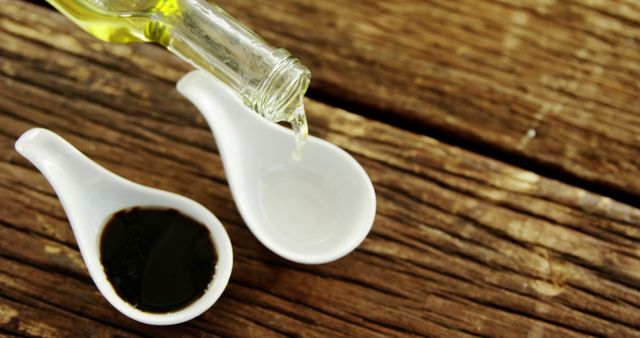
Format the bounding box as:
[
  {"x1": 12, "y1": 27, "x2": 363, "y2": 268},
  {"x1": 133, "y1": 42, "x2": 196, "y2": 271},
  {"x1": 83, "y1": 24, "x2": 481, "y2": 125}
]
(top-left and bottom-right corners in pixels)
[
  {"x1": 177, "y1": 71, "x2": 265, "y2": 142},
  {"x1": 16, "y1": 128, "x2": 98, "y2": 188},
  {"x1": 15, "y1": 128, "x2": 118, "y2": 234}
]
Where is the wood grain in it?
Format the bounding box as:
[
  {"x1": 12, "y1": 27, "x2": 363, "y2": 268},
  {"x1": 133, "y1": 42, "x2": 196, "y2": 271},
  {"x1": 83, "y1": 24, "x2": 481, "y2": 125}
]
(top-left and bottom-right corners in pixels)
[
  {"x1": 1, "y1": 0, "x2": 640, "y2": 336},
  {"x1": 212, "y1": 0, "x2": 640, "y2": 197}
]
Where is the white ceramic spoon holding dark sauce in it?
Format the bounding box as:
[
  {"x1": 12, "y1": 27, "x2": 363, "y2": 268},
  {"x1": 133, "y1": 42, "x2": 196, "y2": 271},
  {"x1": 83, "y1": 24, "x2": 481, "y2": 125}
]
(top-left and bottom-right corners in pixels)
[
  {"x1": 178, "y1": 71, "x2": 376, "y2": 264},
  {"x1": 15, "y1": 128, "x2": 233, "y2": 325}
]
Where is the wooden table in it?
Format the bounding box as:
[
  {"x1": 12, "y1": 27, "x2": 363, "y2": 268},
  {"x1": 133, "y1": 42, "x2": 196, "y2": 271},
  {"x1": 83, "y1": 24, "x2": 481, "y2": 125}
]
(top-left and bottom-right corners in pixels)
[{"x1": 1, "y1": 0, "x2": 639, "y2": 336}]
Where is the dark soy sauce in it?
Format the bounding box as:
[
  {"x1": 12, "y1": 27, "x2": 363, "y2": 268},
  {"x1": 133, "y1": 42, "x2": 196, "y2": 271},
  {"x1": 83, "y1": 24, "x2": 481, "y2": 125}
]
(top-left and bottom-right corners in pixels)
[{"x1": 100, "y1": 208, "x2": 216, "y2": 313}]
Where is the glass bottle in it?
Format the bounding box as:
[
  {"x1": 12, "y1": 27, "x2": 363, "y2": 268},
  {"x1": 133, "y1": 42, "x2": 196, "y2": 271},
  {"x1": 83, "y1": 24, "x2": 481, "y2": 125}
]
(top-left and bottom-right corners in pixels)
[{"x1": 45, "y1": 0, "x2": 311, "y2": 139}]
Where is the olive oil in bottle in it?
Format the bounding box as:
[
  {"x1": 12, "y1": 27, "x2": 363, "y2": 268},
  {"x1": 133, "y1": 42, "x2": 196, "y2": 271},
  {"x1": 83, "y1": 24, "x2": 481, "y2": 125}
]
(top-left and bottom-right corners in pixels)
[{"x1": 46, "y1": 0, "x2": 311, "y2": 149}]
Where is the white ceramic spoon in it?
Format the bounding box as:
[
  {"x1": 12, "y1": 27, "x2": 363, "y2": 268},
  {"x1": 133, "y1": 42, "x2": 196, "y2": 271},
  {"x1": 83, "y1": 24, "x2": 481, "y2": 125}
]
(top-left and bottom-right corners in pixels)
[
  {"x1": 15, "y1": 128, "x2": 233, "y2": 325},
  {"x1": 178, "y1": 71, "x2": 376, "y2": 264}
]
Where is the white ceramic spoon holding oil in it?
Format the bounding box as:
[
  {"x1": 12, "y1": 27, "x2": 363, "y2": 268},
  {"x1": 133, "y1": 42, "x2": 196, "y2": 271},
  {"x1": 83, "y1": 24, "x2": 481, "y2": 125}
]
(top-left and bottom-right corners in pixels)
[
  {"x1": 178, "y1": 71, "x2": 376, "y2": 264},
  {"x1": 15, "y1": 128, "x2": 233, "y2": 325}
]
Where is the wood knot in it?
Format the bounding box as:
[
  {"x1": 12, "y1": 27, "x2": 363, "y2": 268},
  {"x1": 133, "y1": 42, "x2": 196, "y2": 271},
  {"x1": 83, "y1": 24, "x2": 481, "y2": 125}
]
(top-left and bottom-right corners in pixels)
[{"x1": 531, "y1": 279, "x2": 565, "y2": 297}]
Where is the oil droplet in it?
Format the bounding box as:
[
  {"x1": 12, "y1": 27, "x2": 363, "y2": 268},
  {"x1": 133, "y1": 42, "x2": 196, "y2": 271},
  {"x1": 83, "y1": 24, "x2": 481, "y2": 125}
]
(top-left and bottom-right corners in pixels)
[{"x1": 289, "y1": 104, "x2": 308, "y2": 160}]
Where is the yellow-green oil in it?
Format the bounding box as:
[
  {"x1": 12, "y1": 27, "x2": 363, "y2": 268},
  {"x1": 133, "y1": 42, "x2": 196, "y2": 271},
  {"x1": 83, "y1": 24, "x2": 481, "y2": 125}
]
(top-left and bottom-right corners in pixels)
[{"x1": 45, "y1": 0, "x2": 177, "y2": 44}]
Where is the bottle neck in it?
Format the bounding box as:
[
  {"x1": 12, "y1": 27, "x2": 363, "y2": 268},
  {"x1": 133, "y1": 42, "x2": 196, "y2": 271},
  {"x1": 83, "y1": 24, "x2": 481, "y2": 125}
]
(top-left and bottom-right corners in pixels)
[{"x1": 150, "y1": 0, "x2": 310, "y2": 123}]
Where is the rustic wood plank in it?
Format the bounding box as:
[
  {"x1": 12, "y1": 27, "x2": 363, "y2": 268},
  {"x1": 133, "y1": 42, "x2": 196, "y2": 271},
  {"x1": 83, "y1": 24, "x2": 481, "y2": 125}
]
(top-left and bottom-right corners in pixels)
[
  {"x1": 205, "y1": 0, "x2": 640, "y2": 197},
  {"x1": 14, "y1": 0, "x2": 640, "y2": 199},
  {"x1": 1, "y1": 0, "x2": 640, "y2": 336}
]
